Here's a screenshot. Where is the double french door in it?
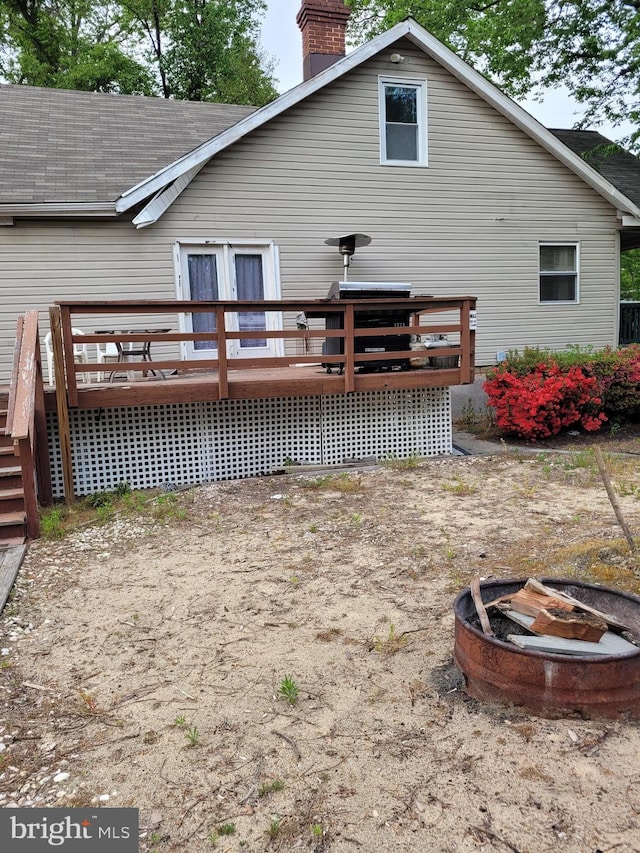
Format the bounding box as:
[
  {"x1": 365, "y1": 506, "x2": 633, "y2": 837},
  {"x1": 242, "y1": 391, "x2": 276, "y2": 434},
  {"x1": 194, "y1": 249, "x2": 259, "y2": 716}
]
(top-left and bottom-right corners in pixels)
[{"x1": 176, "y1": 241, "x2": 282, "y2": 360}]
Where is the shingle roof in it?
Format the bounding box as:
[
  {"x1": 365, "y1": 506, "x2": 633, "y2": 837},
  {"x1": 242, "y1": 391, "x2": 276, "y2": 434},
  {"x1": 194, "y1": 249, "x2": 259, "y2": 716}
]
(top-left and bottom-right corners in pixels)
[
  {"x1": 0, "y1": 84, "x2": 254, "y2": 205},
  {"x1": 549, "y1": 129, "x2": 640, "y2": 210}
]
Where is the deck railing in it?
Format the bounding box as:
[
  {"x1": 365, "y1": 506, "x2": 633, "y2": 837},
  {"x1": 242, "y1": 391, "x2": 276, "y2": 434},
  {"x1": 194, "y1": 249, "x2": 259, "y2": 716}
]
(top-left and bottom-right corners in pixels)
[
  {"x1": 5, "y1": 311, "x2": 52, "y2": 534},
  {"x1": 620, "y1": 302, "x2": 640, "y2": 346},
  {"x1": 52, "y1": 296, "x2": 476, "y2": 405}
]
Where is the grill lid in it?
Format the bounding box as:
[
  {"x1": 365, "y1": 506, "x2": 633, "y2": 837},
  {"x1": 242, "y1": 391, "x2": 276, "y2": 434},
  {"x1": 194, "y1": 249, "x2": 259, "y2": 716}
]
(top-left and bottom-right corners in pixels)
[{"x1": 327, "y1": 281, "x2": 412, "y2": 300}]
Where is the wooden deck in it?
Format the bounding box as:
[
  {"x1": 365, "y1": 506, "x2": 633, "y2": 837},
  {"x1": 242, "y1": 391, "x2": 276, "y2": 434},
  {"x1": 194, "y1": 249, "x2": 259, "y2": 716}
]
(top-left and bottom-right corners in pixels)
[
  {"x1": 43, "y1": 362, "x2": 469, "y2": 411},
  {"x1": 47, "y1": 295, "x2": 477, "y2": 410}
]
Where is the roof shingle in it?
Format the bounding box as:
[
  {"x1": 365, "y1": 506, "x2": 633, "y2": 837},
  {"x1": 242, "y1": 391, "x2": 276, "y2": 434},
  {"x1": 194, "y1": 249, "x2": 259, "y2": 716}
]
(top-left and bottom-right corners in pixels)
[{"x1": 0, "y1": 84, "x2": 254, "y2": 205}]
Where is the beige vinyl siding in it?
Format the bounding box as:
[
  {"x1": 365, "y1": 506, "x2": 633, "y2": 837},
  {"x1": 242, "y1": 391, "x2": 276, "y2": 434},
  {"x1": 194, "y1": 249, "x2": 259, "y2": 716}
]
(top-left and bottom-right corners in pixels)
[{"x1": 0, "y1": 37, "x2": 621, "y2": 381}]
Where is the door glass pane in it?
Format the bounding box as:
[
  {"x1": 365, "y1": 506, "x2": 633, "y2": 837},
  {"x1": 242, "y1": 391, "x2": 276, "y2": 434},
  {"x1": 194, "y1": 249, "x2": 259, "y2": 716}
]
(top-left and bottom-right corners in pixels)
[
  {"x1": 235, "y1": 254, "x2": 267, "y2": 348},
  {"x1": 188, "y1": 254, "x2": 219, "y2": 350}
]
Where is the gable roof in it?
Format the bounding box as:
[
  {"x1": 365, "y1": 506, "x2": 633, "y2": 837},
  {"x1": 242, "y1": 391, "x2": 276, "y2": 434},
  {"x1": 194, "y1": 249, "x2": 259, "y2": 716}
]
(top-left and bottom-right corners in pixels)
[
  {"x1": 117, "y1": 17, "x2": 640, "y2": 228},
  {"x1": 3, "y1": 19, "x2": 640, "y2": 227},
  {"x1": 549, "y1": 129, "x2": 640, "y2": 211},
  {"x1": 0, "y1": 84, "x2": 254, "y2": 214}
]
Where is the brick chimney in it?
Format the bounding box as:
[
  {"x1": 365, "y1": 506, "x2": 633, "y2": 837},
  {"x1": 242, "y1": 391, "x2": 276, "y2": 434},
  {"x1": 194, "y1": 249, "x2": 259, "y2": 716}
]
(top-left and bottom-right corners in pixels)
[{"x1": 296, "y1": 0, "x2": 351, "y2": 81}]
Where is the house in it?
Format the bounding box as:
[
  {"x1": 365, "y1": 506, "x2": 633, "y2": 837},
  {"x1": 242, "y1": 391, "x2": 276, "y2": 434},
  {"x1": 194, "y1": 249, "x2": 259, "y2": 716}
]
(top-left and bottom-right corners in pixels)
[{"x1": 2, "y1": 0, "x2": 640, "y2": 522}]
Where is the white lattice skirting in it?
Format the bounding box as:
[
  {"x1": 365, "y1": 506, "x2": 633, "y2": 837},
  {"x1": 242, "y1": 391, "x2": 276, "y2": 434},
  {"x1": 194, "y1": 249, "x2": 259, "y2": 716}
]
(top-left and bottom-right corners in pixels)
[{"x1": 47, "y1": 388, "x2": 452, "y2": 498}]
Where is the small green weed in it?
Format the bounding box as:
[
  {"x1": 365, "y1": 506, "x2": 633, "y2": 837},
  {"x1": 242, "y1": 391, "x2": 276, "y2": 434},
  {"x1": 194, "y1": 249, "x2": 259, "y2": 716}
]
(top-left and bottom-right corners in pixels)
[
  {"x1": 310, "y1": 823, "x2": 323, "y2": 838},
  {"x1": 96, "y1": 503, "x2": 115, "y2": 523},
  {"x1": 372, "y1": 623, "x2": 407, "y2": 655},
  {"x1": 172, "y1": 716, "x2": 187, "y2": 728},
  {"x1": 184, "y1": 724, "x2": 200, "y2": 747},
  {"x1": 563, "y1": 450, "x2": 594, "y2": 471},
  {"x1": 152, "y1": 492, "x2": 187, "y2": 522},
  {"x1": 277, "y1": 676, "x2": 299, "y2": 705},
  {"x1": 217, "y1": 823, "x2": 236, "y2": 836},
  {"x1": 267, "y1": 817, "x2": 281, "y2": 840},
  {"x1": 40, "y1": 507, "x2": 67, "y2": 540},
  {"x1": 258, "y1": 779, "x2": 285, "y2": 798},
  {"x1": 441, "y1": 474, "x2": 478, "y2": 495},
  {"x1": 381, "y1": 454, "x2": 420, "y2": 470},
  {"x1": 299, "y1": 473, "x2": 362, "y2": 493},
  {"x1": 114, "y1": 481, "x2": 131, "y2": 497},
  {"x1": 85, "y1": 490, "x2": 113, "y2": 509}
]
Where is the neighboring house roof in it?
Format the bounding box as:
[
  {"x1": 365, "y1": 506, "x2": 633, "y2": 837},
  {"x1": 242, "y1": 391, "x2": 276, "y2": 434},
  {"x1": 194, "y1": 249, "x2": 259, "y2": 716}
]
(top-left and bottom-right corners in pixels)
[
  {"x1": 0, "y1": 84, "x2": 254, "y2": 211},
  {"x1": 550, "y1": 129, "x2": 640, "y2": 211}
]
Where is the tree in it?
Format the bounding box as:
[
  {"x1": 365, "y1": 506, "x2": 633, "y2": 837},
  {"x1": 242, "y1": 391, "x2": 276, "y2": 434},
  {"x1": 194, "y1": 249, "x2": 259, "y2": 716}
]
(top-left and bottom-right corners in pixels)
[
  {"x1": 621, "y1": 249, "x2": 640, "y2": 301},
  {"x1": 161, "y1": 0, "x2": 277, "y2": 104},
  {"x1": 0, "y1": 0, "x2": 277, "y2": 104},
  {"x1": 346, "y1": 0, "x2": 640, "y2": 145},
  {"x1": 0, "y1": 0, "x2": 157, "y2": 92}
]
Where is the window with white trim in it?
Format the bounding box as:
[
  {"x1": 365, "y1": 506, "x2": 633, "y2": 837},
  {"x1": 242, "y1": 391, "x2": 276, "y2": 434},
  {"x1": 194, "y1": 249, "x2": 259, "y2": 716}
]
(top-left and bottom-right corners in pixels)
[
  {"x1": 379, "y1": 78, "x2": 427, "y2": 166},
  {"x1": 539, "y1": 243, "x2": 579, "y2": 303}
]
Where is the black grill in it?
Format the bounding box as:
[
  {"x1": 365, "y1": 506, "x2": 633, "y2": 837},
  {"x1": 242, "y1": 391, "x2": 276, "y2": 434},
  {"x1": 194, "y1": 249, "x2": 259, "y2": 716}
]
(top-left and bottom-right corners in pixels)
[{"x1": 322, "y1": 281, "x2": 412, "y2": 374}]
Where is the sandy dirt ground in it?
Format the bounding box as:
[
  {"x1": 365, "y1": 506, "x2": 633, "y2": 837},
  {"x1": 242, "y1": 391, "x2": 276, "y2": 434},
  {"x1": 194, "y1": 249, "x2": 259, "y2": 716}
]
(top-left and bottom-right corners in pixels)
[{"x1": 2, "y1": 449, "x2": 640, "y2": 852}]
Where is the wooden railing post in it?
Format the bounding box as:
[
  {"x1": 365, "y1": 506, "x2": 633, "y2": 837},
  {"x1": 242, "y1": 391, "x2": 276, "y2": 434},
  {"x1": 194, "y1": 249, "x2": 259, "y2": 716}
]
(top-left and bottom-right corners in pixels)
[
  {"x1": 459, "y1": 299, "x2": 475, "y2": 383},
  {"x1": 216, "y1": 305, "x2": 228, "y2": 399},
  {"x1": 60, "y1": 304, "x2": 78, "y2": 407},
  {"x1": 344, "y1": 304, "x2": 355, "y2": 393},
  {"x1": 33, "y1": 325, "x2": 52, "y2": 506},
  {"x1": 50, "y1": 306, "x2": 75, "y2": 503}
]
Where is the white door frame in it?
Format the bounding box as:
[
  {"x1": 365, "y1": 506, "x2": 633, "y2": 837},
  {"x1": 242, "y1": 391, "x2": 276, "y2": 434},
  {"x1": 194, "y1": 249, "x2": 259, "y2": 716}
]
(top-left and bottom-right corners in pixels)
[{"x1": 174, "y1": 239, "x2": 283, "y2": 360}]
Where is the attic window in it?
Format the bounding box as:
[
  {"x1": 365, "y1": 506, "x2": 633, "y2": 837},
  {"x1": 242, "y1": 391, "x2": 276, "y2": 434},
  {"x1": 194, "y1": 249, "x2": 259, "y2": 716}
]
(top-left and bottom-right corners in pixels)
[
  {"x1": 379, "y1": 78, "x2": 427, "y2": 166},
  {"x1": 539, "y1": 243, "x2": 579, "y2": 303}
]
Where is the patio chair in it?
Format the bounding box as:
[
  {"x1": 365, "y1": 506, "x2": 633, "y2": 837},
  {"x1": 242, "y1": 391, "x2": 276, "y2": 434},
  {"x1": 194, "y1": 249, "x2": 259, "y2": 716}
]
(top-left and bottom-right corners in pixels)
[
  {"x1": 96, "y1": 339, "x2": 120, "y2": 381},
  {"x1": 44, "y1": 328, "x2": 90, "y2": 386}
]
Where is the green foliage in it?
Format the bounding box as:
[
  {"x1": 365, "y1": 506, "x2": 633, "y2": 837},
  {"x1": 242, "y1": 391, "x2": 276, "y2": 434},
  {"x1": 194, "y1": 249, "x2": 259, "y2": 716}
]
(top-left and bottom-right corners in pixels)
[
  {"x1": 347, "y1": 0, "x2": 640, "y2": 147},
  {"x1": 277, "y1": 675, "x2": 299, "y2": 705},
  {"x1": 163, "y1": 0, "x2": 278, "y2": 104},
  {"x1": 622, "y1": 249, "x2": 640, "y2": 301},
  {"x1": 184, "y1": 723, "x2": 200, "y2": 746},
  {"x1": 258, "y1": 779, "x2": 284, "y2": 797},
  {"x1": 40, "y1": 506, "x2": 67, "y2": 540},
  {"x1": 0, "y1": 0, "x2": 277, "y2": 105}
]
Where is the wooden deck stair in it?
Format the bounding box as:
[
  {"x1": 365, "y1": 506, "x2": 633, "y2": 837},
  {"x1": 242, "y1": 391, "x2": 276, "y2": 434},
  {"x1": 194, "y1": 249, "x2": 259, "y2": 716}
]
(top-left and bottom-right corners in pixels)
[{"x1": 0, "y1": 394, "x2": 28, "y2": 545}]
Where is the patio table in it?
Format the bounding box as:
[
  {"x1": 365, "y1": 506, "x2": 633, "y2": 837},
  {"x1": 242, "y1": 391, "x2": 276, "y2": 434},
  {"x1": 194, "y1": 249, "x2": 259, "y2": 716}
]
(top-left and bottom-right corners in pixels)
[{"x1": 94, "y1": 329, "x2": 171, "y2": 380}]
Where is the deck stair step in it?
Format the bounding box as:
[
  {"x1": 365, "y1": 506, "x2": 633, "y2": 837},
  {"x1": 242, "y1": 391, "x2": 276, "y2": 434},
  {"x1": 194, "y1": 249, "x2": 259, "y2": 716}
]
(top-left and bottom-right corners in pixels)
[
  {"x1": 0, "y1": 488, "x2": 24, "y2": 502},
  {"x1": 0, "y1": 466, "x2": 21, "y2": 478},
  {"x1": 0, "y1": 511, "x2": 26, "y2": 528}
]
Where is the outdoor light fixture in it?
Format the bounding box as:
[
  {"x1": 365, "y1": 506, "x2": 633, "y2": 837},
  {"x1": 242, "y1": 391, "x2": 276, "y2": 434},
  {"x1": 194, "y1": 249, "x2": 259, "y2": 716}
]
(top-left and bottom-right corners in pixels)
[{"x1": 324, "y1": 233, "x2": 372, "y2": 280}]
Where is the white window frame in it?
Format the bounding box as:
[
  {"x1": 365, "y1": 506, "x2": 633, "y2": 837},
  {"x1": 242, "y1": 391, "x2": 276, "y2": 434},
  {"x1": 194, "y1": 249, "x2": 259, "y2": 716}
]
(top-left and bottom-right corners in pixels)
[
  {"x1": 174, "y1": 238, "x2": 283, "y2": 360},
  {"x1": 378, "y1": 76, "x2": 428, "y2": 167},
  {"x1": 538, "y1": 242, "x2": 580, "y2": 304}
]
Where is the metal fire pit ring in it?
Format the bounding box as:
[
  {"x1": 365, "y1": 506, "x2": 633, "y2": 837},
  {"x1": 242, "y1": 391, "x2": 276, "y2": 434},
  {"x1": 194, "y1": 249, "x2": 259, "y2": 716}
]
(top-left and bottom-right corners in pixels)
[{"x1": 454, "y1": 577, "x2": 640, "y2": 719}]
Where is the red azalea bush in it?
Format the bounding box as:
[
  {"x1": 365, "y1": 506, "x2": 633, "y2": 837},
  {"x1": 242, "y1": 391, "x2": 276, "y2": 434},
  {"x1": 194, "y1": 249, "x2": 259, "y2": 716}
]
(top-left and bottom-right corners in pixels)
[
  {"x1": 483, "y1": 346, "x2": 640, "y2": 440},
  {"x1": 483, "y1": 361, "x2": 606, "y2": 440}
]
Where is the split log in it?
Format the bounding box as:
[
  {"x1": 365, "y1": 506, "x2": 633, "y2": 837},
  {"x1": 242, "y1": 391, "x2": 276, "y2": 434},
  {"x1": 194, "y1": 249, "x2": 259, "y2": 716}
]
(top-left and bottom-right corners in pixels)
[{"x1": 531, "y1": 608, "x2": 607, "y2": 642}]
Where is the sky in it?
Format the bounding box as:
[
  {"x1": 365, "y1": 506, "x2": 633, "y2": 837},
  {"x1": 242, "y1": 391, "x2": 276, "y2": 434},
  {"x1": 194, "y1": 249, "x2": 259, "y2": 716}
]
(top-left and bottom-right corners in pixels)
[{"x1": 260, "y1": 0, "x2": 631, "y2": 139}]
